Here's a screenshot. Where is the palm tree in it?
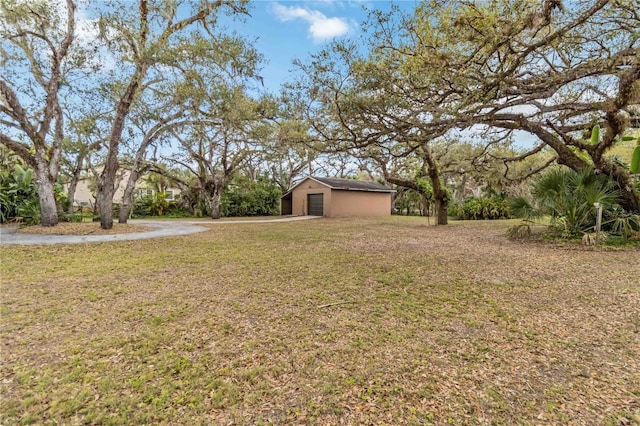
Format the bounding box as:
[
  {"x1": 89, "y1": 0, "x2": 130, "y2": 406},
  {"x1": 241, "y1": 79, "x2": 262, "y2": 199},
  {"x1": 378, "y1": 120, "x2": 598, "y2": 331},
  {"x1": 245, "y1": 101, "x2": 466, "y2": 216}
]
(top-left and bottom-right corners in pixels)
[{"x1": 510, "y1": 168, "x2": 620, "y2": 238}]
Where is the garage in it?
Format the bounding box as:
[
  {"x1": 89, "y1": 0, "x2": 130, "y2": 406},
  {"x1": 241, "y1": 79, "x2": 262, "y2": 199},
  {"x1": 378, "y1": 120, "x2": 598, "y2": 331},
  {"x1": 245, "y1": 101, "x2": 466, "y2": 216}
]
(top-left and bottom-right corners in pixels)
[
  {"x1": 307, "y1": 194, "x2": 324, "y2": 216},
  {"x1": 280, "y1": 176, "x2": 395, "y2": 218}
]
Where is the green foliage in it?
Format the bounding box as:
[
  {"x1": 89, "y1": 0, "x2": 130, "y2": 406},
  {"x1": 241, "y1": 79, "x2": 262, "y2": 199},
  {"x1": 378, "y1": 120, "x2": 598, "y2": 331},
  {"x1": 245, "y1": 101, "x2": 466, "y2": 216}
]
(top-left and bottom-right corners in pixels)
[
  {"x1": 17, "y1": 198, "x2": 42, "y2": 226},
  {"x1": 606, "y1": 214, "x2": 640, "y2": 240},
  {"x1": 65, "y1": 212, "x2": 93, "y2": 223},
  {"x1": 179, "y1": 187, "x2": 210, "y2": 217},
  {"x1": 0, "y1": 165, "x2": 39, "y2": 224},
  {"x1": 631, "y1": 143, "x2": 640, "y2": 174},
  {"x1": 590, "y1": 125, "x2": 600, "y2": 144},
  {"x1": 508, "y1": 196, "x2": 542, "y2": 221},
  {"x1": 149, "y1": 192, "x2": 171, "y2": 217},
  {"x1": 132, "y1": 195, "x2": 153, "y2": 218},
  {"x1": 508, "y1": 168, "x2": 638, "y2": 240},
  {"x1": 415, "y1": 178, "x2": 434, "y2": 201},
  {"x1": 220, "y1": 175, "x2": 281, "y2": 217},
  {"x1": 128, "y1": 189, "x2": 191, "y2": 218},
  {"x1": 393, "y1": 189, "x2": 427, "y2": 216},
  {"x1": 453, "y1": 197, "x2": 510, "y2": 220},
  {"x1": 535, "y1": 168, "x2": 618, "y2": 237}
]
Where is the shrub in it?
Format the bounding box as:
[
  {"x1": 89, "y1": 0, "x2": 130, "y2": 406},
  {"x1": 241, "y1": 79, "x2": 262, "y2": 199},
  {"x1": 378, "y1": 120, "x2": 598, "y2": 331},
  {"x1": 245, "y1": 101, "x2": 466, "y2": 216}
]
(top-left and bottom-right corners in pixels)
[
  {"x1": 17, "y1": 197, "x2": 41, "y2": 226},
  {"x1": 132, "y1": 195, "x2": 153, "y2": 218},
  {"x1": 509, "y1": 167, "x2": 639, "y2": 240},
  {"x1": 454, "y1": 197, "x2": 511, "y2": 220},
  {"x1": 0, "y1": 165, "x2": 39, "y2": 224},
  {"x1": 221, "y1": 175, "x2": 281, "y2": 217}
]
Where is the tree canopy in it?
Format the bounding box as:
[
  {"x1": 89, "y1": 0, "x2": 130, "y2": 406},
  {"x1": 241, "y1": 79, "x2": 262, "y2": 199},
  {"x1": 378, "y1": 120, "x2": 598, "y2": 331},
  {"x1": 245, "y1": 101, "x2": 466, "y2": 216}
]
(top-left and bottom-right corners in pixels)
[{"x1": 2, "y1": 0, "x2": 638, "y2": 228}]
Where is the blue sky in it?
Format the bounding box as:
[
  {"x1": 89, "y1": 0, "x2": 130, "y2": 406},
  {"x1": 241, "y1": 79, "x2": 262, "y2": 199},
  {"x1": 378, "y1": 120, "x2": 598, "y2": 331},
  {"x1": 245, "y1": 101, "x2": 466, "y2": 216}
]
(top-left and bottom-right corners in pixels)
[{"x1": 221, "y1": 1, "x2": 418, "y2": 93}]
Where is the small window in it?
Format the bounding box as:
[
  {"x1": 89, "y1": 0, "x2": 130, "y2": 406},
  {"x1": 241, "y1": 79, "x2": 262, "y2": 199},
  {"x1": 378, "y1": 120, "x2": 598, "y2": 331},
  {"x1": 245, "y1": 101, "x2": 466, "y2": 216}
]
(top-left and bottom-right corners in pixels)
[
  {"x1": 165, "y1": 190, "x2": 174, "y2": 201},
  {"x1": 137, "y1": 188, "x2": 153, "y2": 198}
]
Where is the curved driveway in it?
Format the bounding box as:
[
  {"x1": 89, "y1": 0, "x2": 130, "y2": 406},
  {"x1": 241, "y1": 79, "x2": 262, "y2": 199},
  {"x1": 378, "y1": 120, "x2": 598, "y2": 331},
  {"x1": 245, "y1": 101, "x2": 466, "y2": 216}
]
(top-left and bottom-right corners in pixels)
[{"x1": 0, "y1": 216, "x2": 319, "y2": 246}]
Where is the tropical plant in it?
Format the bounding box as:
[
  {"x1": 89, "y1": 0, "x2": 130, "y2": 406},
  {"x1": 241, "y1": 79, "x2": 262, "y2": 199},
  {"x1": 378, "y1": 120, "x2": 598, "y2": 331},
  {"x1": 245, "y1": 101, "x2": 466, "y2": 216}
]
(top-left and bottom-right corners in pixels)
[
  {"x1": 630, "y1": 140, "x2": 640, "y2": 175},
  {"x1": 149, "y1": 192, "x2": 171, "y2": 217},
  {"x1": 606, "y1": 214, "x2": 640, "y2": 240},
  {"x1": 509, "y1": 168, "x2": 638, "y2": 239},
  {"x1": 454, "y1": 197, "x2": 511, "y2": 220},
  {"x1": 0, "y1": 165, "x2": 39, "y2": 224}
]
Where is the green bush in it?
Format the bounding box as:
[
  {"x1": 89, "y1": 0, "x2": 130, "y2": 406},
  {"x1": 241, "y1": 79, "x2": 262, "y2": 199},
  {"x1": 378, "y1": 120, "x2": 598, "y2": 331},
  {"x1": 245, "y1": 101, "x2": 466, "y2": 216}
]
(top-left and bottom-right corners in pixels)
[
  {"x1": 65, "y1": 212, "x2": 93, "y2": 222},
  {"x1": 221, "y1": 175, "x2": 281, "y2": 217},
  {"x1": 132, "y1": 195, "x2": 153, "y2": 218},
  {"x1": 509, "y1": 167, "x2": 639, "y2": 240},
  {"x1": 0, "y1": 165, "x2": 40, "y2": 224},
  {"x1": 454, "y1": 197, "x2": 511, "y2": 220},
  {"x1": 130, "y1": 194, "x2": 190, "y2": 218},
  {"x1": 17, "y1": 197, "x2": 41, "y2": 225}
]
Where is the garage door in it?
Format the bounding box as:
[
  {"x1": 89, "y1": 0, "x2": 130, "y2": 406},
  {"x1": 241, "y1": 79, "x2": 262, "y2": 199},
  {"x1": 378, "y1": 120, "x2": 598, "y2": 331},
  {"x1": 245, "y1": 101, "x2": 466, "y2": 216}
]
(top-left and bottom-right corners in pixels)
[{"x1": 308, "y1": 193, "x2": 324, "y2": 216}]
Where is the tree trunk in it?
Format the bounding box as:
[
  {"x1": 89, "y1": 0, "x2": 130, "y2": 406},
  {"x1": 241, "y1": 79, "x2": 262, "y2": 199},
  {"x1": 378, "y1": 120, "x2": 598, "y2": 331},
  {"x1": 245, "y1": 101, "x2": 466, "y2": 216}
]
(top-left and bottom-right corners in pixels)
[
  {"x1": 66, "y1": 179, "x2": 78, "y2": 215},
  {"x1": 35, "y1": 168, "x2": 59, "y2": 227},
  {"x1": 98, "y1": 62, "x2": 147, "y2": 229},
  {"x1": 210, "y1": 190, "x2": 221, "y2": 219},
  {"x1": 96, "y1": 188, "x2": 114, "y2": 229},
  {"x1": 552, "y1": 142, "x2": 640, "y2": 212},
  {"x1": 96, "y1": 173, "x2": 116, "y2": 229},
  {"x1": 208, "y1": 176, "x2": 226, "y2": 219},
  {"x1": 596, "y1": 159, "x2": 640, "y2": 213},
  {"x1": 210, "y1": 182, "x2": 224, "y2": 220},
  {"x1": 119, "y1": 169, "x2": 143, "y2": 224},
  {"x1": 423, "y1": 146, "x2": 448, "y2": 225},
  {"x1": 66, "y1": 167, "x2": 82, "y2": 215},
  {"x1": 118, "y1": 181, "x2": 135, "y2": 223},
  {"x1": 435, "y1": 197, "x2": 448, "y2": 225}
]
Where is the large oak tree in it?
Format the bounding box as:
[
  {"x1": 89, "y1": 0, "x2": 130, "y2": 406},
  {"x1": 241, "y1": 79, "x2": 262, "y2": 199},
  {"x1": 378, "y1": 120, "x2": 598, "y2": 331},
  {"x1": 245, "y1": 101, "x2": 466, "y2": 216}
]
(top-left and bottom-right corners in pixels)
[
  {"x1": 1, "y1": 0, "x2": 77, "y2": 226},
  {"x1": 406, "y1": 0, "x2": 640, "y2": 211},
  {"x1": 92, "y1": 0, "x2": 252, "y2": 229}
]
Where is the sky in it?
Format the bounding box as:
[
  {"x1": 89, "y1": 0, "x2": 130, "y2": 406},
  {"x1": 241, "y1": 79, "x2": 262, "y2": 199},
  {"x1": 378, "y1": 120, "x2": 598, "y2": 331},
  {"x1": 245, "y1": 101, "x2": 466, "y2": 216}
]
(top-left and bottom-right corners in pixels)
[
  {"x1": 227, "y1": 0, "x2": 539, "y2": 148},
  {"x1": 219, "y1": 0, "x2": 418, "y2": 93}
]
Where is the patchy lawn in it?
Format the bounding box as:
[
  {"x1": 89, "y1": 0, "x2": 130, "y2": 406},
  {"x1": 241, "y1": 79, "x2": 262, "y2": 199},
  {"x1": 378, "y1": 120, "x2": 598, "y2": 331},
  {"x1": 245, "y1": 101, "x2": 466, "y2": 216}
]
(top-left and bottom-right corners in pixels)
[
  {"x1": 16, "y1": 222, "x2": 150, "y2": 235},
  {"x1": 1, "y1": 217, "x2": 639, "y2": 425}
]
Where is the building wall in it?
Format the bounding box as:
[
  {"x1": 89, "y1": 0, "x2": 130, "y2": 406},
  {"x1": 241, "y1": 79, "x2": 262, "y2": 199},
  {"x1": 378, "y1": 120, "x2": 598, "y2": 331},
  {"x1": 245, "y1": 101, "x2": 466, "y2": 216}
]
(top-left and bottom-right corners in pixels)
[
  {"x1": 288, "y1": 177, "x2": 393, "y2": 217},
  {"x1": 67, "y1": 179, "x2": 127, "y2": 207},
  {"x1": 290, "y1": 178, "x2": 332, "y2": 216},
  {"x1": 66, "y1": 173, "x2": 180, "y2": 207},
  {"x1": 330, "y1": 190, "x2": 392, "y2": 217}
]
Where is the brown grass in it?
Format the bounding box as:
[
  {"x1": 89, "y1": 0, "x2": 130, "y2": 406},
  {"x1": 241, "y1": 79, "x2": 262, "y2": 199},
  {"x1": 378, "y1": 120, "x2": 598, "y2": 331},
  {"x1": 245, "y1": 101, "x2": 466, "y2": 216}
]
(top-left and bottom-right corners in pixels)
[
  {"x1": 1, "y1": 217, "x2": 639, "y2": 425},
  {"x1": 16, "y1": 222, "x2": 151, "y2": 235}
]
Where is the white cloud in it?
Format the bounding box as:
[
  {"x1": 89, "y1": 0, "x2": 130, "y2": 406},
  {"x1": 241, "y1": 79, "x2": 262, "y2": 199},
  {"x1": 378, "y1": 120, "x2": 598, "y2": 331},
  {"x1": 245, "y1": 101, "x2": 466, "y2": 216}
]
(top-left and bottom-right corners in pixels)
[{"x1": 272, "y1": 3, "x2": 353, "y2": 43}]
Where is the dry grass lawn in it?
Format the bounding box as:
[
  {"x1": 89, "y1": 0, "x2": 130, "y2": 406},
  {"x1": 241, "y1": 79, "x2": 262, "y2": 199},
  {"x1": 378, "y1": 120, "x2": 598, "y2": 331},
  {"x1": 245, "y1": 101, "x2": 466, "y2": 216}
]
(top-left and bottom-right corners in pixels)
[
  {"x1": 1, "y1": 217, "x2": 639, "y2": 425},
  {"x1": 16, "y1": 222, "x2": 150, "y2": 235}
]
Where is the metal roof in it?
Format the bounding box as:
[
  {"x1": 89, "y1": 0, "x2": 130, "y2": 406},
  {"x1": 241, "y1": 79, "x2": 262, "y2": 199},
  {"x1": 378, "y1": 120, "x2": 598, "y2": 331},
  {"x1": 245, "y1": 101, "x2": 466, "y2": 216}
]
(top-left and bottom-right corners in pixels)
[
  {"x1": 311, "y1": 177, "x2": 395, "y2": 192},
  {"x1": 283, "y1": 176, "x2": 395, "y2": 197}
]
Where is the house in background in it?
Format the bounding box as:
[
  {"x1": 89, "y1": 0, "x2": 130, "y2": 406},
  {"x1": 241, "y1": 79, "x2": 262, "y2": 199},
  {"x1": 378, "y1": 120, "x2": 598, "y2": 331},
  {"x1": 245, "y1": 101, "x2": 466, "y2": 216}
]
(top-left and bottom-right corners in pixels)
[
  {"x1": 66, "y1": 171, "x2": 181, "y2": 210},
  {"x1": 281, "y1": 176, "x2": 395, "y2": 217}
]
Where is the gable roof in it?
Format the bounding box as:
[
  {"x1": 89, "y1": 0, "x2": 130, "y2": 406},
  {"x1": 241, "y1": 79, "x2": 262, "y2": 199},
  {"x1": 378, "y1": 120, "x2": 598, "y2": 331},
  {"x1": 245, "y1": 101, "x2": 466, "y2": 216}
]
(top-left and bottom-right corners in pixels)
[
  {"x1": 283, "y1": 176, "x2": 395, "y2": 197},
  {"x1": 312, "y1": 177, "x2": 395, "y2": 192}
]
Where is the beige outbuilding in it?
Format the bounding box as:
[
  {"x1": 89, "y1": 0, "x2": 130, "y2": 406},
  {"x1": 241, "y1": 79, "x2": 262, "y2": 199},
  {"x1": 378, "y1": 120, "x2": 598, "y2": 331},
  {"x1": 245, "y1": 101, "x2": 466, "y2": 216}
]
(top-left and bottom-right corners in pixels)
[{"x1": 280, "y1": 177, "x2": 395, "y2": 217}]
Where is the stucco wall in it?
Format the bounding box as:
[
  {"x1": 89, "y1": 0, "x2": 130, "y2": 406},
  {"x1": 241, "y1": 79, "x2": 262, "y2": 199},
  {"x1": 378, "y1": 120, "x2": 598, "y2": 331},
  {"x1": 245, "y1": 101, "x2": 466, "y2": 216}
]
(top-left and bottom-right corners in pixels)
[
  {"x1": 66, "y1": 174, "x2": 181, "y2": 207},
  {"x1": 66, "y1": 179, "x2": 126, "y2": 206},
  {"x1": 288, "y1": 178, "x2": 393, "y2": 217},
  {"x1": 330, "y1": 190, "x2": 392, "y2": 217},
  {"x1": 290, "y1": 179, "x2": 331, "y2": 216}
]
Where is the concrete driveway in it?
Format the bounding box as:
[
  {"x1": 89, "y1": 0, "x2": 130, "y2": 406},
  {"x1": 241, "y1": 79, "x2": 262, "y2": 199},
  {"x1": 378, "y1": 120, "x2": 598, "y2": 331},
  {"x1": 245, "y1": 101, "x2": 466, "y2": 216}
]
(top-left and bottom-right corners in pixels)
[{"x1": 0, "y1": 216, "x2": 320, "y2": 246}]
